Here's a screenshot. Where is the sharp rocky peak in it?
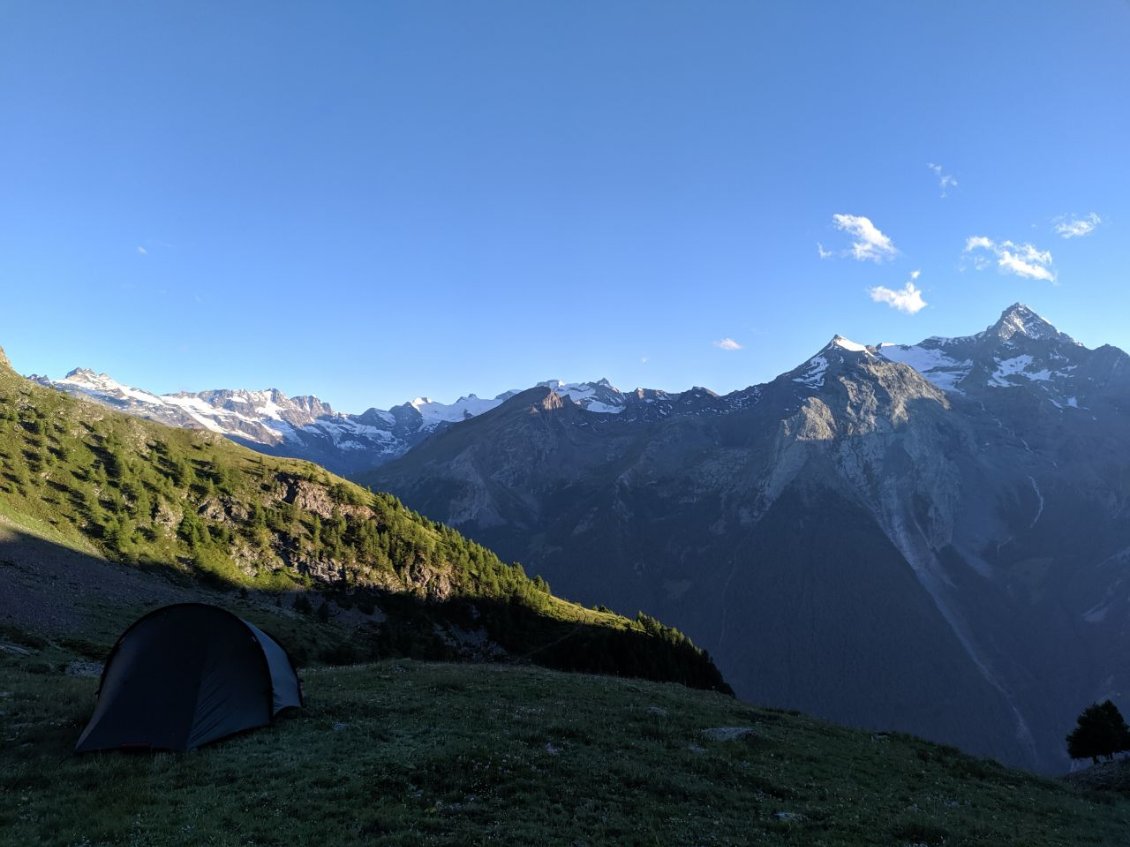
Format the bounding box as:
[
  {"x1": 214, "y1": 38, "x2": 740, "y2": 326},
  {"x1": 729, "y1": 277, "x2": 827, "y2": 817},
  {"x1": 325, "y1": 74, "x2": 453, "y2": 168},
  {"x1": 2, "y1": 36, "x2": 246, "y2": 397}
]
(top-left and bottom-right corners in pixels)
[
  {"x1": 985, "y1": 303, "x2": 1073, "y2": 345},
  {"x1": 64, "y1": 367, "x2": 101, "y2": 381},
  {"x1": 538, "y1": 378, "x2": 619, "y2": 391},
  {"x1": 789, "y1": 335, "x2": 885, "y2": 392},
  {"x1": 825, "y1": 335, "x2": 874, "y2": 355},
  {"x1": 61, "y1": 368, "x2": 132, "y2": 393}
]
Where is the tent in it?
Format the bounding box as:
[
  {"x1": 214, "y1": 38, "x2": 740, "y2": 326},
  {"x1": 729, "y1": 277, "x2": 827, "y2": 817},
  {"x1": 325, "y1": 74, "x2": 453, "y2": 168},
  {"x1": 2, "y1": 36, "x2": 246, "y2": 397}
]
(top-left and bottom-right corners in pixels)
[{"x1": 76, "y1": 603, "x2": 302, "y2": 752}]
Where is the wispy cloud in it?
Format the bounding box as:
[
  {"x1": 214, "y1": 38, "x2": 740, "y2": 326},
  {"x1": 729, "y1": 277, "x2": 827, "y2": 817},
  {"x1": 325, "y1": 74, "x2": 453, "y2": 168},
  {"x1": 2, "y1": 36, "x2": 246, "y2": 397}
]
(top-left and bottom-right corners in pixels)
[
  {"x1": 964, "y1": 236, "x2": 1056, "y2": 282},
  {"x1": 927, "y1": 163, "x2": 957, "y2": 198},
  {"x1": 816, "y1": 242, "x2": 833, "y2": 260},
  {"x1": 713, "y1": 338, "x2": 742, "y2": 351},
  {"x1": 137, "y1": 245, "x2": 148, "y2": 255},
  {"x1": 869, "y1": 270, "x2": 927, "y2": 314},
  {"x1": 1054, "y1": 212, "x2": 1102, "y2": 239},
  {"x1": 830, "y1": 214, "x2": 897, "y2": 262}
]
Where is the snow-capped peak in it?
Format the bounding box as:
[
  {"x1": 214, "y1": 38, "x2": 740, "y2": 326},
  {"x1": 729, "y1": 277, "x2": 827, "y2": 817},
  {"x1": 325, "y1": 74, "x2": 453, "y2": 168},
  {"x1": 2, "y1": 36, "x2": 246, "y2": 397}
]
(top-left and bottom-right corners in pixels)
[
  {"x1": 538, "y1": 379, "x2": 626, "y2": 414},
  {"x1": 830, "y1": 335, "x2": 871, "y2": 354},
  {"x1": 987, "y1": 303, "x2": 1073, "y2": 344},
  {"x1": 59, "y1": 368, "x2": 165, "y2": 405},
  {"x1": 789, "y1": 336, "x2": 877, "y2": 391}
]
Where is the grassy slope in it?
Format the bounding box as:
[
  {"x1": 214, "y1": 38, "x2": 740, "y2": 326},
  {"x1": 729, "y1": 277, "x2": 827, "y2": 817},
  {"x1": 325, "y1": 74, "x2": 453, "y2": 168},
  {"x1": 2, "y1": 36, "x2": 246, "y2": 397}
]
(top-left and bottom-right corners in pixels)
[
  {"x1": 0, "y1": 357, "x2": 554, "y2": 598},
  {"x1": 2, "y1": 648, "x2": 1128, "y2": 847},
  {"x1": 0, "y1": 354, "x2": 726, "y2": 690}
]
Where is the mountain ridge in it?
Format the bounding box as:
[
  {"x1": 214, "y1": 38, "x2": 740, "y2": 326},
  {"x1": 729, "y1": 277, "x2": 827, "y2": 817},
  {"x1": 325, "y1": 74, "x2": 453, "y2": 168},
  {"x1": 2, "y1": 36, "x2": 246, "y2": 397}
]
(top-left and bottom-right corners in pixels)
[
  {"x1": 29, "y1": 303, "x2": 1107, "y2": 477},
  {"x1": 362, "y1": 303, "x2": 1130, "y2": 774}
]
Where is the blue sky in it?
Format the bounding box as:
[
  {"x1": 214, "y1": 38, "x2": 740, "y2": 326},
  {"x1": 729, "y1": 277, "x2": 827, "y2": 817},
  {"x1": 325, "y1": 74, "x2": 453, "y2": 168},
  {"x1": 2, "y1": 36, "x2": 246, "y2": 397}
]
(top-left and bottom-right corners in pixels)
[{"x1": 2, "y1": 1, "x2": 1128, "y2": 412}]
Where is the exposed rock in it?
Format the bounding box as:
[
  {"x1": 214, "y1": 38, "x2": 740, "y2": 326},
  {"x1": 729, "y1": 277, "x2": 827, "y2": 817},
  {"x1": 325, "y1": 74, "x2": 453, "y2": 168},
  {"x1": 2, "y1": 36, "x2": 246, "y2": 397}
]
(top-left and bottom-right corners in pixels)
[
  {"x1": 198, "y1": 496, "x2": 226, "y2": 521},
  {"x1": 153, "y1": 501, "x2": 180, "y2": 532},
  {"x1": 272, "y1": 475, "x2": 373, "y2": 522},
  {"x1": 290, "y1": 480, "x2": 336, "y2": 520},
  {"x1": 65, "y1": 661, "x2": 102, "y2": 677},
  {"x1": 403, "y1": 560, "x2": 454, "y2": 601}
]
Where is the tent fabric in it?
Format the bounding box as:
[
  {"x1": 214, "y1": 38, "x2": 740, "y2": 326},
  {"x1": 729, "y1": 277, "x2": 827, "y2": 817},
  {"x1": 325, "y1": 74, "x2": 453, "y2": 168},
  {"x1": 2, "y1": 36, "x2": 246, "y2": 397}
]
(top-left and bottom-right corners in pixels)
[
  {"x1": 75, "y1": 603, "x2": 302, "y2": 753},
  {"x1": 243, "y1": 619, "x2": 303, "y2": 713}
]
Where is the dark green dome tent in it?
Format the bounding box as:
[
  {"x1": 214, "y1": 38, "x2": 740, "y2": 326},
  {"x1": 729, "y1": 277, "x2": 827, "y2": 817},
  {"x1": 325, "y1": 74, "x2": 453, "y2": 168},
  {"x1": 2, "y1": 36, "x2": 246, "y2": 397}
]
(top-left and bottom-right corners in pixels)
[{"x1": 76, "y1": 603, "x2": 302, "y2": 753}]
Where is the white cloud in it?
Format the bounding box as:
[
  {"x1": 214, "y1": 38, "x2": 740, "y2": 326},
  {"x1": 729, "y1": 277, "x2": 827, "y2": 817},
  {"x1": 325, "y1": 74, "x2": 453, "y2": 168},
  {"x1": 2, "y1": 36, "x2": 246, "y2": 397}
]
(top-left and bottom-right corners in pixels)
[
  {"x1": 997, "y1": 246, "x2": 1055, "y2": 282},
  {"x1": 964, "y1": 236, "x2": 1056, "y2": 283},
  {"x1": 927, "y1": 163, "x2": 958, "y2": 198},
  {"x1": 816, "y1": 242, "x2": 833, "y2": 259},
  {"x1": 831, "y1": 214, "x2": 897, "y2": 262},
  {"x1": 713, "y1": 338, "x2": 742, "y2": 351},
  {"x1": 869, "y1": 272, "x2": 927, "y2": 314},
  {"x1": 137, "y1": 245, "x2": 148, "y2": 255},
  {"x1": 1054, "y1": 212, "x2": 1102, "y2": 239}
]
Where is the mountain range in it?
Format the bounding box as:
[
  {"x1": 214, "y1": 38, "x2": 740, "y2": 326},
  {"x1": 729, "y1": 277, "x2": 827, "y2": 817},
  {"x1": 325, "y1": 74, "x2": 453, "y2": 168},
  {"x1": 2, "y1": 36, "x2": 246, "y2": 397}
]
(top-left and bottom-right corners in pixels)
[
  {"x1": 28, "y1": 370, "x2": 638, "y2": 477},
  {"x1": 27, "y1": 303, "x2": 1130, "y2": 773}
]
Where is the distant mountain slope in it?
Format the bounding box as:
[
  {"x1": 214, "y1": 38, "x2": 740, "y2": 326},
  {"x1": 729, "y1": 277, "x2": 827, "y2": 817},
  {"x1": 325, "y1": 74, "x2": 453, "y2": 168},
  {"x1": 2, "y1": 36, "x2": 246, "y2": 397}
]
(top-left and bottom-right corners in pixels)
[
  {"x1": 0, "y1": 349, "x2": 728, "y2": 691},
  {"x1": 26, "y1": 368, "x2": 504, "y2": 476},
  {"x1": 29, "y1": 369, "x2": 651, "y2": 476},
  {"x1": 363, "y1": 305, "x2": 1130, "y2": 773}
]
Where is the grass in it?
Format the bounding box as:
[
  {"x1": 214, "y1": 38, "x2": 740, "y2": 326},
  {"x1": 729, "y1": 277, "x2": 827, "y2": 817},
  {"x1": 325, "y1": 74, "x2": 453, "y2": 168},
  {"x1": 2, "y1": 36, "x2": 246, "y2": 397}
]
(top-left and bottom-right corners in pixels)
[{"x1": 2, "y1": 648, "x2": 1129, "y2": 846}]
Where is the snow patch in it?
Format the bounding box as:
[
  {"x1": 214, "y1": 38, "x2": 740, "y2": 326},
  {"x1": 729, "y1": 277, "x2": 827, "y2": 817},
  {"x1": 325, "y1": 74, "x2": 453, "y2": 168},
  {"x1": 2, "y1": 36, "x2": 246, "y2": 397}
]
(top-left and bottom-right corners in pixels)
[
  {"x1": 988, "y1": 355, "x2": 1034, "y2": 387},
  {"x1": 792, "y1": 355, "x2": 829, "y2": 389},
  {"x1": 879, "y1": 345, "x2": 971, "y2": 392},
  {"x1": 60, "y1": 371, "x2": 165, "y2": 405},
  {"x1": 255, "y1": 395, "x2": 288, "y2": 420},
  {"x1": 831, "y1": 335, "x2": 869, "y2": 353},
  {"x1": 411, "y1": 394, "x2": 505, "y2": 426},
  {"x1": 539, "y1": 380, "x2": 626, "y2": 414}
]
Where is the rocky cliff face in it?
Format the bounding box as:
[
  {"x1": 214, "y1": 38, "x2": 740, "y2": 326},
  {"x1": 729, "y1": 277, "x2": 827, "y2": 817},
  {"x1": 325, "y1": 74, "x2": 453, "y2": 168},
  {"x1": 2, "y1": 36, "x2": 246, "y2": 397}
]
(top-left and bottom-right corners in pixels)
[{"x1": 365, "y1": 305, "x2": 1130, "y2": 773}]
